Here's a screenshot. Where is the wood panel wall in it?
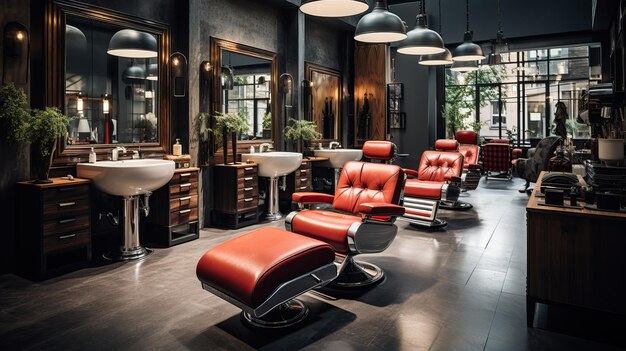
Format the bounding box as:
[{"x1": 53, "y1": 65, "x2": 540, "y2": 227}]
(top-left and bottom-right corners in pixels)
[{"x1": 354, "y1": 43, "x2": 387, "y2": 147}]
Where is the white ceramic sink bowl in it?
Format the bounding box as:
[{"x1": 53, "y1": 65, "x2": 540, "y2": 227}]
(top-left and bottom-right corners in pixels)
[
  {"x1": 77, "y1": 159, "x2": 175, "y2": 196},
  {"x1": 242, "y1": 152, "x2": 303, "y2": 178},
  {"x1": 314, "y1": 149, "x2": 363, "y2": 168}
]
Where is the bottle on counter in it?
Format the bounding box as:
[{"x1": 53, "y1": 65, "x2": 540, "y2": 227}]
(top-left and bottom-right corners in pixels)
[{"x1": 173, "y1": 138, "x2": 182, "y2": 156}]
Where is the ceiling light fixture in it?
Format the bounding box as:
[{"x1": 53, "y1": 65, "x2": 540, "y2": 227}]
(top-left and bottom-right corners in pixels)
[
  {"x1": 300, "y1": 0, "x2": 369, "y2": 17},
  {"x1": 398, "y1": 0, "x2": 445, "y2": 55},
  {"x1": 419, "y1": 0, "x2": 453, "y2": 66},
  {"x1": 354, "y1": 0, "x2": 407, "y2": 44},
  {"x1": 450, "y1": 60, "x2": 479, "y2": 72},
  {"x1": 452, "y1": 0, "x2": 485, "y2": 62},
  {"x1": 108, "y1": 29, "x2": 157, "y2": 58},
  {"x1": 488, "y1": 0, "x2": 509, "y2": 65}
]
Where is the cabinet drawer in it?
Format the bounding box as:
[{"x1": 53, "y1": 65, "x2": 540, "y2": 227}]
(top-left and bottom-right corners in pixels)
[
  {"x1": 43, "y1": 214, "x2": 90, "y2": 237},
  {"x1": 170, "y1": 207, "x2": 198, "y2": 226},
  {"x1": 295, "y1": 184, "x2": 311, "y2": 192},
  {"x1": 43, "y1": 197, "x2": 90, "y2": 219},
  {"x1": 237, "y1": 187, "x2": 257, "y2": 200},
  {"x1": 237, "y1": 197, "x2": 258, "y2": 211},
  {"x1": 170, "y1": 171, "x2": 198, "y2": 185},
  {"x1": 43, "y1": 229, "x2": 90, "y2": 253},
  {"x1": 237, "y1": 166, "x2": 257, "y2": 178},
  {"x1": 237, "y1": 176, "x2": 258, "y2": 189},
  {"x1": 169, "y1": 194, "x2": 198, "y2": 212},
  {"x1": 296, "y1": 168, "x2": 309, "y2": 177},
  {"x1": 170, "y1": 181, "x2": 198, "y2": 196},
  {"x1": 43, "y1": 185, "x2": 89, "y2": 203},
  {"x1": 295, "y1": 177, "x2": 311, "y2": 188},
  {"x1": 299, "y1": 161, "x2": 311, "y2": 170}
]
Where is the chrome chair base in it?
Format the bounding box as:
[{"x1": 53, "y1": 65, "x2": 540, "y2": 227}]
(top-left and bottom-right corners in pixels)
[
  {"x1": 440, "y1": 201, "x2": 473, "y2": 210},
  {"x1": 104, "y1": 246, "x2": 152, "y2": 261},
  {"x1": 329, "y1": 257, "x2": 384, "y2": 288},
  {"x1": 241, "y1": 299, "x2": 309, "y2": 329},
  {"x1": 408, "y1": 218, "x2": 447, "y2": 229}
]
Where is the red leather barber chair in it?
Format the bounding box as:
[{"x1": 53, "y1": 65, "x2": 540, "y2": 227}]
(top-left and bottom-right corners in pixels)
[
  {"x1": 401, "y1": 140, "x2": 464, "y2": 228},
  {"x1": 286, "y1": 149, "x2": 405, "y2": 288},
  {"x1": 455, "y1": 130, "x2": 482, "y2": 191}
]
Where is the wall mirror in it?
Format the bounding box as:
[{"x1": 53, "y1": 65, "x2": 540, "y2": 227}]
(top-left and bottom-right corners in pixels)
[
  {"x1": 211, "y1": 38, "x2": 278, "y2": 148},
  {"x1": 306, "y1": 63, "x2": 342, "y2": 140},
  {"x1": 44, "y1": 0, "x2": 170, "y2": 159}
]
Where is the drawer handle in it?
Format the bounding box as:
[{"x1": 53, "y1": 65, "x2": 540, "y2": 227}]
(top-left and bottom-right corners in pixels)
[
  {"x1": 59, "y1": 234, "x2": 77, "y2": 240},
  {"x1": 179, "y1": 196, "x2": 192, "y2": 202},
  {"x1": 299, "y1": 186, "x2": 308, "y2": 190},
  {"x1": 244, "y1": 198, "x2": 254, "y2": 202},
  {"x1": 300, "y1": 170, "x2": 307, "y2": 174},
  {"x1": 58, "y1": 186, "x2": 79, "y2": 192},
  {"x1": 179, "y1": 183, "x2": 192, "y2": 188},
  {"x1": 179, "y1": 173, "x2": 192, "y2": 177},
  {"x1": 301, "y1": 162, "x2": 308, "y2": 165},
  {"x1": 243, "y1": 187, "x2": 254, "y2": 191},
  {"x1": 179, "y1": 209, "x2": 192, "y2": 214},
  {"x1": 244, "y1": 167, "x2": 254, "y2": 171},
  {"x1": 58, "y1": 202, "x2": 76, "y2": 207},
  {"x1": 58, "y1": 218, "x2": 77, "y2": 224},
  {"x1": 244, "y1": 177, "x2": 254, "y2": 181},
  {"x1": 300, "y1": 178, "x2": 308, "y2": 182}
]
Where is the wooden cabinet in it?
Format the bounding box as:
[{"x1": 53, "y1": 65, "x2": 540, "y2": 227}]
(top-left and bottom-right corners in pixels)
[
  {"x1": 16, "y1": 178, "x2": 92, "y2": 280},
  {"x1": 212, "y1": 163, "x2": 259, "y2": 228},
  {"x1": 526, "y1": 172, "x2": 626, "y2": 326},
  {"x1": 145, "y1": 168, "x2": 199, "y2": 246},
  {"x1": 279, "y1": 160, "x2": 313, "y2": 212}
]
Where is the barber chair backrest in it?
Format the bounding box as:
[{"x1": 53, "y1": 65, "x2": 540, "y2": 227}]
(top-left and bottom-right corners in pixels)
[
  {"x1": 417, "y1": 151, "x2": 464, "y2": 182},
  {"x1": 363, "y1": 141, "x2": 397, "y2": 162},
  {"x1": 491, "y1": 139, "x2": 511, "y2": 144},
  {"x1": 456, "y1": 130, "x2": 478, "y2": 145},
  {"x1": 459, "y1": 145, "x2": 480, "y2": 167},
  {"x1": 333, "y1": 161, "x2": 404, "y2": 214}
]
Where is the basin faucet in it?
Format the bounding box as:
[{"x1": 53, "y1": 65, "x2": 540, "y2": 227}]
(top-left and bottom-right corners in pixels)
[
  {"x1": 112, "y1": 147, "x2": 127, "y2": 161},
  {"x1": 259, "y1": 143, "x2": 272, "y2": 153},
  {"x1": 329, "y1": 141, "x2": 341, "y2": 150}
]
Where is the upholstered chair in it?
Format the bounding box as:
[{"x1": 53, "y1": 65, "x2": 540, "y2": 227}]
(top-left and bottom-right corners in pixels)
[
  {"x1": 455, "y1": 130, "x2": 481, "y2": 191},
  {"x1": 482, "y1": 139, "x2": 513, "y2": 180},
  {"x1": 513, "y1": 136, "x2": 562, "y2": 192}
]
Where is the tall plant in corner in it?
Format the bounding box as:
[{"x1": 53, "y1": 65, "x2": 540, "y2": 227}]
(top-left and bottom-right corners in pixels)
[
  {"x1": 213, "y1": 111, "x2": 249, "y2": 164},
  {"x1": 284, "y1": 118, "x2": 321, "y2": 155}
]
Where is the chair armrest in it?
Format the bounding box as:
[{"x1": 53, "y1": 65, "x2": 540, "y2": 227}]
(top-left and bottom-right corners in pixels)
[
  {"x1": 444, "y1": 175, "x2": 462, "y2": 183},
  {"x1": 403, "y1": 169, "x2": 419, "y2": 178},
  {"x1": 292, "y1": 192, "x2": 334, "y2": 204},
  {"x1": 358, "y1": 203, "x2": 405, "y2": 217},
  {"x1": 468, "y1": 164, "x2": 482, "y2": 171}
]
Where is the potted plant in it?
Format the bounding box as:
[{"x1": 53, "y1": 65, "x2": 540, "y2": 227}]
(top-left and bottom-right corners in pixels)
[
  {"x1": 192, "y1": 112, "x2": 212, "y2": 166},
  {"x1": 283, "y1": 118, "x2": 321, "y2": 155},
  {"x1": 0, "y1": 83, "x2": 30, "y2": 143},
  {"x1": 262, "y1": 111, "x2": 272, "y2": 139},
  {"x1": 213, "y1": 111, "x2": 249, "y2": 164},
  {"x1": 22, "y1": 107, "x2": 71, "y2": 183}
]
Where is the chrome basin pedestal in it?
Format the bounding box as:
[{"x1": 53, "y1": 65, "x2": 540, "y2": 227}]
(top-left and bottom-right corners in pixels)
[
  {"x1": 266, "y1": 177, "x2": 283, "y2": 221},
  {"x1": 106, "y1": 195, "x2": 152, "y2": 261}
]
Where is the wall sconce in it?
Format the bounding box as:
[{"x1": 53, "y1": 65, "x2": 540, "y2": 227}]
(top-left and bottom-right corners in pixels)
[
  {"x1": 102, "y1": 94, "x2": 110, "y2": 114},
  {"x1": 200, "y1": 60, "x2": 212, "y2": 113},
  {"x1": 76, "y1": 92, "x2": 84, "y2": 113},
  {"x1": 170, "y1": 52, "x2": 187, "y2": 97},
  {"x1": 221, "y1": 66, "x2": 234, "y2": 90},
  {"x1": 3, "y1": 22, "x2": 29, "y2": 84}
]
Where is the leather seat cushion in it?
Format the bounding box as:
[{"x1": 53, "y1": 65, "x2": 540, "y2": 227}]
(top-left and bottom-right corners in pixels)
[
  {"x1": 459, "y1": 145, "x2": 479, "y2": 168},
  {"x1": 291, "y1": 209, "x2": 360, "y2": 253},
  {"x1": 196, "y1": 227, "x2": 335, "y2": 309},
  {"x1": 404, "y1": 179, "x2": 443, "y2": 199},
  {"x1": 417, "y1": 151, "x2": 464, "y2": 182}
]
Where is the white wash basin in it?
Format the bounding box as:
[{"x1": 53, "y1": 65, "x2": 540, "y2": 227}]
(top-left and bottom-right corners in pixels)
[
  {"x1": 314, "y1": 149, "x2": 363, "y2": 168},
  {"x1": 241, "y1": 152, "x2": 303, "y2": 178},
  {"x1": 77, "y1": 159, "x2": 175, "y2": 196}
]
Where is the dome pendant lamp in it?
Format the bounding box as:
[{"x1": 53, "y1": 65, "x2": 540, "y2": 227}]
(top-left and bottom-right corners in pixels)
[
  {"x1": 108, "y1": 29, "x2": 157, "y2": 58},
  {"x1": 452, "y1": 0, "x2": 485, "y2": 62},
  {"x1": 450, "y1": 60, "x2": 479, "y2": 72},
  {"x1": 419, "y1": 0, "x2": 453, "y2": 65},
  {"x1": 398, "y1": 0, "x2": 445, "y2": 55},
  {"x1": 300, "y1": 0, "x2": 369, "y2": 17},
  {"x1": 488, "y1": 0, "x2": 509, "y2": 65},
  {"x1": 354, "y1": 0, "x2": 407, "y2": 44}
]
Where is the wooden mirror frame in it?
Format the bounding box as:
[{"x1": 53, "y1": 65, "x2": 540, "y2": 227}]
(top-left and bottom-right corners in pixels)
[
  {"x1": 42, "y1": 0, "x2": 171, "y2": 167},
  {"x1": 305, "y1": 62, "x2": 342, "y2": 142},
  {"x1": 210, "y1": 37, "x2": 278, "y2": 155}
]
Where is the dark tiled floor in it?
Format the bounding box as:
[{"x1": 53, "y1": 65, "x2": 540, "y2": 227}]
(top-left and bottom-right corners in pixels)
[{"x1": 0, "y1": 178, "x2": 623, "y2": 350}]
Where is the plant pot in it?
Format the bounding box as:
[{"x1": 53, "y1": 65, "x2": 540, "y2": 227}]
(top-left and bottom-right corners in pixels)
[
  {"x1": 231, "y1": 132, "x2": 238, "y2": 164},
  {"x1": 32, "y1": 140, "x2": 56, "y2": 184},
  {"x1": 598, "y1": 138, "x2": 625, "y2": 164}
]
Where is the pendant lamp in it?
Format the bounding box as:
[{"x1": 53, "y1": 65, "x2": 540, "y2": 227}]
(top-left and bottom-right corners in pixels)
[
  {"x1": 398, "y1": 0, "x2": 445, "y2": 55},
  {"x1": 450, "y1": 60, "x2": 478, "y2": 72},
  {"x1": 300, "y1": 0, "x2": 369, "y2": 17},
  {"x1": 354, "y1": 0, "x2": 407, "y2": 44},
  {"x1": 123, "y1": 60, "x2": 146, "y2": 80},
  {"x1": 452, "y1": 0, "x2": 484, "y2": 61},
  {"x1": 419, "y1": 0, "x2": 452, "y2": 65},
  {"x1": 488, "y1": 0, "x2": 509, "y2": 65},
  {"x1": 108, "y1": 29, "x2": 157, "y2": 58},
  {"x1": 147, "y1": 63, "x2": 158, "y2": 81}
]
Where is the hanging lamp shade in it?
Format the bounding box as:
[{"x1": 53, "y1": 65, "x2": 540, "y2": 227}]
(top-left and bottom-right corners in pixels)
[
  {"x1": 450, "y1": 60, "x2": 479, "y2": 72},
  {"x1": 108, "y1": 29, "x2": 157, "y2": 58},
  {"x1": 354, "y1": 0, "x2": 407, "y2": 43},
  {"x1": 300, "y1": 0, "x2": 369, "y2": 17},
  {"x1": 452, "y1": 31, "x2": 485, "y2": 61},
  {"x1": 147, "y1": 63, "x2": 158, "y2": 81},
  {"x1": 123, "y1": 63, "x2": 146, "y2": 80},
  {"x1": 397, "y1": 0, "x2": 445, "y2": 56},
  {"x1": 419, "y1": 48, "x2": 453, "y2": 66},
  {"x1": 222, "y1": 66, "x2": 234, "y2": 90}
]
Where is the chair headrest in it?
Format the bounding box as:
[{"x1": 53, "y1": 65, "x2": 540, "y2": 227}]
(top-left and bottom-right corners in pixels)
[
  {"x1": 434, "y1": 139, "x2": 459, "y2": 151},
  {"x1": 456, "y1": 130, "x2": 478, "y2": 145},
  {"x1": 363, "y1": 141, "x2": 397, "y2": 161}
]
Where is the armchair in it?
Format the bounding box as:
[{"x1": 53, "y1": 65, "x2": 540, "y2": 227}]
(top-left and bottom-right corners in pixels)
[
  {"x1": 482, "y1": 139, "x2": 513, "y2": 180},
  {"x1": 455, "y1": 130, "x2": 481, "y2": 191},
  {"x1": 287, "y1": 160, "x2": 405, "y2": 288},
  {"x1": 513, "y1": 136, "x2": 562, "y2": 192}
]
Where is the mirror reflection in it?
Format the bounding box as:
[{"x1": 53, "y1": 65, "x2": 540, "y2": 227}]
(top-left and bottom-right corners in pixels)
[
  {"x1": 221, "y1": 50, "x2": 272, "y2": 140},
  {"x1": 307, "y1": 64, "x2": 341, "y2": 140},
  {"x1": 64, "y1": 17, "x2": 159, "y2": 146}
]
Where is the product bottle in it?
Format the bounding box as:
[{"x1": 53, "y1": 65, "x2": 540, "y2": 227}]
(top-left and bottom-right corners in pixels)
[
  {"x1": 89, "y1": 147, "x2": 96, "y2": 163},
  {"x1": 173, "y1": 138, "x2": 182, "y2": 156},
  {"x1": 249, "y1": 146, "x2": 255, "y2": 154}
]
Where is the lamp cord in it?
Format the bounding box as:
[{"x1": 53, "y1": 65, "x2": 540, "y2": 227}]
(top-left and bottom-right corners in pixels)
[
  {"x1": 466, "y1": 0, "x2": 470, "y2": 32},
  {"x1": 497, "y1": 0, "x2": 502, "y2": 31},
  {"x1": 439, "y1": 0, "x2": 442, "y2": 32}
]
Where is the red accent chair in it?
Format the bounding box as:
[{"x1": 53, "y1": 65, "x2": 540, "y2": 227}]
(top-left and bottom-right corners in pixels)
[
  {"x1": 455, "y1": 130, "x2": 482, "y2": 191},
  {"x1": 286, "y1": 160, "x2": 405, "y2": 288},
  {"x1": 401, "y1": 140, "x2": 464, "y2": 228},
  {"x1": 482, "y1": 139, "x2": 513, "y2": 180}
]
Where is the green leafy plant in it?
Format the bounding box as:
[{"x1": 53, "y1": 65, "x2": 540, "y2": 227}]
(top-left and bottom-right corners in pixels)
[
  {"x1": 213, "y1": 111, "x2": 249, "y2": 143},
  {"x1": 22, "y1": 107, "x2": 71, "y2": 156},
  {"x1": 262, "y1": 112, "x2": 272, "y2": 130},
  {"x1": 0, "y1": 83, "x2": 30, "y2": 142},
  {"x1": 283, "y1": 118, "x2": 321, "y2": 142}
]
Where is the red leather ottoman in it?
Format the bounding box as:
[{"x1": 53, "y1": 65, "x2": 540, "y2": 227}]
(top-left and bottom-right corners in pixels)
[{"x1": 196, "y1": 227, "x2": 336, "y2": 328}]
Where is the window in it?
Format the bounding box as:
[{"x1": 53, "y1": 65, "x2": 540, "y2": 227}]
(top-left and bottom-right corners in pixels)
[{"x1": 491, "y1": 101, "x2": 506, "y2": 127}]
